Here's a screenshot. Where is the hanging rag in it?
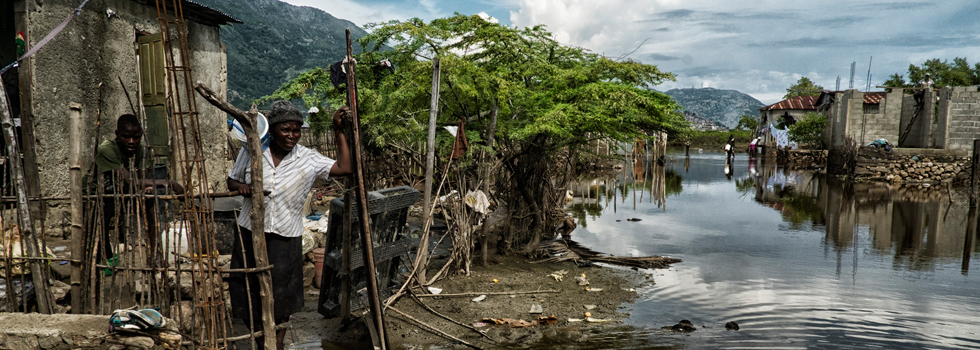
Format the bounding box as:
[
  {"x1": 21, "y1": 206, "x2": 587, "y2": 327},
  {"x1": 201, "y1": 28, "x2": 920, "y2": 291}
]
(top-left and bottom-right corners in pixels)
[{"x1": 451, "y1": 120, "x2": 469, "y2": 159}]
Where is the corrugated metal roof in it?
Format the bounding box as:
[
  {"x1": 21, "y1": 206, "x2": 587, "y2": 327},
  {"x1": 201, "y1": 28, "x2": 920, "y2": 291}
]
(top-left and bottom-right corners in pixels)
[
  {"x1": 760, "y1": 95, "x2": 818, "y2": 111},
  {"x1": 133, "y1": 0, "x2": 241, "y2": 26}
]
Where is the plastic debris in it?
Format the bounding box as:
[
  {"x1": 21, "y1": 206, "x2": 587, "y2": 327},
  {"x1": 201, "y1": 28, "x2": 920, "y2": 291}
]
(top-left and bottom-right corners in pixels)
[
  {"x1": 584, "y1": 305, "x2": 596, "y2": 310},
  {"x1": 568, "y1": 318, "x2": 583, "y2": 322},
  {"x1": 472, "y1": 295, "x2": 487, "y2": 302},
  {"x1": 586, "y1": 287, "x2": 603, "y2": 292},
  {"x1": 576, "y1": 273, "x2": 589, "y2": 286},
  {"x1": 586, "y1": 317, "x2": 612, "y2": 323},
  {"x1": 584, "y1": 312, "x2": 592, "y2": 317},
  {"x1": 427, "y1": 287, "x2": 442, "y2": 295},
  {"x1": 529, "y1": 304, "x2": 543, "y2": 314}
]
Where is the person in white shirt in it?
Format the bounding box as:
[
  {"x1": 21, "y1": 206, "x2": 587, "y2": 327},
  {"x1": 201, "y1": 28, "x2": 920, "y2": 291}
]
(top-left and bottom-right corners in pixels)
[{"x1": 226, "y1": 100, "x2": 351, "y2": 349}]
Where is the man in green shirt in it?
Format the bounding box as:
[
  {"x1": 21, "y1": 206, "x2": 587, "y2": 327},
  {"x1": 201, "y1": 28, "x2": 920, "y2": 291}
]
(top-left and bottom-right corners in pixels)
[{"x1": 95, "y1": 114, "x2": 183, "y2": 267}]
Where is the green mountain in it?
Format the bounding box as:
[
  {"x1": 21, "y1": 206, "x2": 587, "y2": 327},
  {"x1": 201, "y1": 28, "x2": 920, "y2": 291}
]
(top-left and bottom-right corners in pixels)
[
  {"x1": 664, "y1": 88, "x2": 764, "y2": 129},
  {"x1": 193, "y1": 0, "x2": 368, "y2": 109}
]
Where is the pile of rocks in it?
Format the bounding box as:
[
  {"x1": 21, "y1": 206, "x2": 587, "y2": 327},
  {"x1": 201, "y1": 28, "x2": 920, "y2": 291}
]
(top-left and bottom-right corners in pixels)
[
  {"x1": 854, "y1": 147, "x2": 971, "y2": 185},
  {"x1": 777, "y1": 149, "x2": 827, "y2": 170}
]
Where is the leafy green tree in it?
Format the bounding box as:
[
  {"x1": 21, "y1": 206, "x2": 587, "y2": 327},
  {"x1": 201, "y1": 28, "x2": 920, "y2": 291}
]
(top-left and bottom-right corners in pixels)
[
  {"x1": 735, "y1": 114, "x2": 758, "y2": 131},
  {"x1": 264, "y1": 14, "x2": 685, "y2": 254},
  {"x1": 900, "y1": 57, "x2": 980, "y2": 88},
  {"x1": 783, "y1": 77, "x2": 824, "y2": 99},
  {"x1": 788, "y1": 112, "x2": 827, "y2": 148},
  {"x1": 882, "y1": 73, "x2": 909, "y2": 92}
]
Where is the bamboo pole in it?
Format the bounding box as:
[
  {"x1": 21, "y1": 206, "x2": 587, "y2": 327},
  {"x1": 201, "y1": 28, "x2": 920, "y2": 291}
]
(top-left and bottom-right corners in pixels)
[
  {"x1": 69, "y1": 102, "x2": 84, "y2": 314},
  {"x1": 420, "y1": 57, "x2": 441, "y2": 284},
  {"x1": 193, "y1": 83, "x2": 276, "y2": 350},
  {"x1": 0, "y1": 80, "x2": 53, "y2": 314},
  {"x1": 345, "y1": 28, "x2": 389, "y2": 350}
]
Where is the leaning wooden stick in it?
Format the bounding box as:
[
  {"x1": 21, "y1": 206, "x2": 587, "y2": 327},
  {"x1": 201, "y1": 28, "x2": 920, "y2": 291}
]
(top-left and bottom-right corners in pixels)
[
  {"x1": 410, "y1": 292, "x2": 496, "y2": 342},
  {"x1": 389, "y1": 306, "x2": 485, "y2": 350},
  {"x1": 194, "y1": 82, "x2": 276, "y2": 350},
  {"x1": 344, "y1": 28, "x2": 390, "y2": 349}
]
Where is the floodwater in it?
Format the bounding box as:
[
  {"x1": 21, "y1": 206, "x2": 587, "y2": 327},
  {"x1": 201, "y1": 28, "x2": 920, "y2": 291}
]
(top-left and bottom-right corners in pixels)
[{"x1": 559, "y1": 150, "x2": 980, "y2": 349}]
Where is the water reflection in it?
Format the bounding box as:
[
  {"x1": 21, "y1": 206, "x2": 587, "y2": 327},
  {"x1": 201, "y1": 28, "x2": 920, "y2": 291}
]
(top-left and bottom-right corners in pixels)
[
  {"x1": 565, "y1": 150, "x2": 980, "y2": 349},
  {"x1": 568, "y1": 156, "x2": 682, "y2": 227},
  {"x1": 747, "y1": 156, "x2": 979, "y2": 273}
]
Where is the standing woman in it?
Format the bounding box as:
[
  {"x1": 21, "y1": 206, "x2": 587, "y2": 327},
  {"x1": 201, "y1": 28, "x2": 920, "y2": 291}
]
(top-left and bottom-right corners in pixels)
[{"x1": 226, "y1": 100, "x2": 352, "y2": 349}]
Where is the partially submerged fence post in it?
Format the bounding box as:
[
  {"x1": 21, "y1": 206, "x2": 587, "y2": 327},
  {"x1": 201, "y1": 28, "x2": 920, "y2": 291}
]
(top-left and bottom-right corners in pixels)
[
  {"x1": 0, "y1": 79, "x2": 53, "y2": 314},
  {"x1": 972, "y1": 139, "x2": 980, "y2": 201},
  {"x1": 69, "y1": 102, "x2": 84, "y2": 314}
]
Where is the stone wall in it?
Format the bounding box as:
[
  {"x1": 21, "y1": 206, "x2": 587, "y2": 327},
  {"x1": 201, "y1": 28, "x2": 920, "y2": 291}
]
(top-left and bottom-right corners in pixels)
[
  {"x1": 0, "y1": 313, "x2": 179, "y2": 349},
  {"x1": 853, "y1": 147, "x2": 969, "y2": 185},
  {"x1": 777, "y1": 149, "x2": 827, "y2": 170}
]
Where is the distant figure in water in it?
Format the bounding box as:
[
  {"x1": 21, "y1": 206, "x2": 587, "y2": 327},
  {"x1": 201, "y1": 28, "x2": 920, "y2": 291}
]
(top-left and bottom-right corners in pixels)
[
  {"x1": 725, "y1": 134, "x2": 736, "y2": 161},
  {"x1": 724, "y1": 157, "x2": 733, "y2": 181}
]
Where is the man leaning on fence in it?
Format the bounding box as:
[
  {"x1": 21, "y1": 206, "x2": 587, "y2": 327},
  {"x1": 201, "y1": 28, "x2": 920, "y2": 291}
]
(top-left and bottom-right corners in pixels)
[
  {"x1": 226, "y1": 101, "x2": 352, "y2": 350},
  {"x1": 95, "y1": 114, "x2": 184, "y2": 269}
]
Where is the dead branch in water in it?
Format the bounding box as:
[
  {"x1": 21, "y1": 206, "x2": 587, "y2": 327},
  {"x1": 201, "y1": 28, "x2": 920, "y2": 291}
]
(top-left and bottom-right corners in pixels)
[{"x1": 533, "y1": 238, "x2": 681, "y2": 269}]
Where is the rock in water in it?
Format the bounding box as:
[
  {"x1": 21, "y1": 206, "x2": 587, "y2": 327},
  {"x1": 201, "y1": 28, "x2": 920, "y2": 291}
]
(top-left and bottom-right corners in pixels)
[
  {"x1": 662, "y1": 319, "x2": 697, "y2": 332},
  {"x1": 725, "y1": 321, "x2": 740, "y2": 331}
]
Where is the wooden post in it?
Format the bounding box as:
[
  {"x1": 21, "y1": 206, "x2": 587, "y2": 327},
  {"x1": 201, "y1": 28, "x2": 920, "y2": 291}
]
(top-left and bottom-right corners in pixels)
[
  {"x1": 69, "y1": 102, "x2": 84, "y2": 314},
  {"x1": 345, "y1": 28, "x2": 389, "y2": 350},
  {"x1": 480, "y1": 98, "x2": 497, "y2": 266},
  {"x1": 0, "y1": 79, "x2": 52, "y2": 314},
  {"x1": 972, "y1": 139, "x2": 980, "y2": 199},
  {"x1": 420, "y1": 57, "x2": 441, "y2": 284},
  {"x1": 193, "y1": 83, "x2": 276, "y2": 350}
]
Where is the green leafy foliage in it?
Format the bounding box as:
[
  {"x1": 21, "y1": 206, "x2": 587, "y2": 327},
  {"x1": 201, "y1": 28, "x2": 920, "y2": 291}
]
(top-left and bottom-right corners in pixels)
[
  {"x1": 735, "y1": 114, "x2": 758, "y2": 131},
  {"x1": 264, "y1": 14, "x2": 686, "y2": 151},
  {"x1": 902, "y1": 58, "x2": 980, "y2": 88},
  {"x1": 783, "y1": 77, "x2": 824, "y2": 99},
  {"x1": 788, "y1": 112, "x2": 827, "y2": 148}
]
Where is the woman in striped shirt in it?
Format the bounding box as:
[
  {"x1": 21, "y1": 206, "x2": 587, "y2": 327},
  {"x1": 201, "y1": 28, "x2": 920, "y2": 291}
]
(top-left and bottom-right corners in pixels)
[{"x1": 227, "y1": 100, "x2": 351, "y2": 349}]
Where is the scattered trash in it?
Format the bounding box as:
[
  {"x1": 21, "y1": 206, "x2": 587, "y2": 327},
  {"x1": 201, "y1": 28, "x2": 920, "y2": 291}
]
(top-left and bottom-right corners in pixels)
[
  {"x1": 472, "y1": 295, "x2": 487, "y2": 302},
  {"x1": 568, "y1": 318, "x2": 583, "y2": 322},
  {"x1": 585, "y1": 317, "x2": 612, "y2": 323},
  {"x1": 576, "y1": 273, "x2": 589, "y2": 286},
  {"x1": 492, "y1": 279, "x2": 498, "y2": 283},
  {"x1": 472, "y1": 321, "x2": 489, "y2": 328},
  {"x1": 583, "y1": 305, "x2": 596, "y2": 310},
  {"x1": 109, "y1": 308, "x2": 166, "y2": 331},
  {"x1": 585, "y1": 287, "x2": 603, "y2": 292},
  {"x1": 482, "y1": 318, "x2": 536, "y2": 328},
  {"x1": 529, "y1": 304, "x2": 543, "y2": 314},
  {"x1": 725, "y1": 321, "x2": 740, "y2": 331},
  {"x1": 427, "y1": 287, "x2": 442, "y2": 295},
  {"x1": 548, "y1": 270, "x2": 568, "y2": 281},
  {"x1": 584, "y1": 312, "x2": 592, "y2": 318},
  {"x1": 622, "y1": 288, "x2": 636, "y2": 292},
  {"x1": 537, "y1": 315, "x2": 559, "y2": 324}
]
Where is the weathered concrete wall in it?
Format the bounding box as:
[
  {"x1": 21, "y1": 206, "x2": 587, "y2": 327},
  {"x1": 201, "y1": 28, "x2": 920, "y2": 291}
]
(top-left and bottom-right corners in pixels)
[
  {"x1": 898, "y1": 92, "x2": 933, "y2": 148},
  {"x1": 944, "y1": 86, "x2": 980, "y2": 152},
  {"x1": 859, "y1": 91, "x2": 901, "y2": 145},
  {"x1": 24, "y1": 0, "x2": 229, "y2": 229}
]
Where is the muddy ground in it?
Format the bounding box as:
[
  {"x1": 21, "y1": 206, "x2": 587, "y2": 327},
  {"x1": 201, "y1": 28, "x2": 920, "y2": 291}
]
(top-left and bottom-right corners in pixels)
[{"x1": 276, "y1": 253, "x2": 652, "y2": 350}]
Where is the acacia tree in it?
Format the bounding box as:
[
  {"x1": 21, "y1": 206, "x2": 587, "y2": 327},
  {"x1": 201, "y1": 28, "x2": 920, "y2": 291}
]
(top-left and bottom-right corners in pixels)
[
  {"x1": 265, "y1": 15, "x2": 684, "y2": 259},
  {"x1": 783, "y1": 77, "x2": 824, "y2": 99}
]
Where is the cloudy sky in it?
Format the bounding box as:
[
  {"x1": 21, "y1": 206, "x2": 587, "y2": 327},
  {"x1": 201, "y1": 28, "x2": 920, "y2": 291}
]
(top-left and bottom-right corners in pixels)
[{"x1": 281, "y1": 0, "x2": 980, "y2": 105}]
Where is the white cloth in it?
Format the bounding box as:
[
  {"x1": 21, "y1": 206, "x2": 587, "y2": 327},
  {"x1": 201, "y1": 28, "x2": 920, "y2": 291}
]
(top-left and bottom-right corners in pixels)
[
  {"x1": 770, "y1": 125, "x2": 798, "y2": 149},
  {"x1": 229, "y1": 144, "x2": 335, "y2": 237}
]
